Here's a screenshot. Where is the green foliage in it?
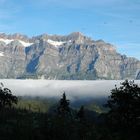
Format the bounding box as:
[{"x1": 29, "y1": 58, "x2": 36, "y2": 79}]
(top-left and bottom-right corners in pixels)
[
  {"x1": 0, "y1": 81, "x2": 140, "y2": 140},
  {"x1": 85, "y1": 102, "x2": 104, "y2": 113},
  {"x1": 15, "y1": 97, "x2": 53, "y2": 113},
  {"x1": 0, "y1": 83, "x2": 18, "y2": 109},
  {"x1": 106, "y1": 80, "x2": 140, "y2": 129},
  {"x1": 104, "y1": 80, "x2": 140, "y2": 140}
]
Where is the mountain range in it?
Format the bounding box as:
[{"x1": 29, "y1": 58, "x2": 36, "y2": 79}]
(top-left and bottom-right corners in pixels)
[{"x1": 0, "y1": 32, "x2": 140, "y2": 80}]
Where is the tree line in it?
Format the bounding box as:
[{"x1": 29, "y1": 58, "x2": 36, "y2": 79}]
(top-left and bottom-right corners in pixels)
[{"x1": 0, "y1": 80, "x2": 140, "y2": 140}]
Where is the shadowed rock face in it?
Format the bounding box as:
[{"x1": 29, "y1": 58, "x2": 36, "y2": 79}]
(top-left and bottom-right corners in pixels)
[{"x1": 0, "y1": 32, "x2": 140, "y2": 79}]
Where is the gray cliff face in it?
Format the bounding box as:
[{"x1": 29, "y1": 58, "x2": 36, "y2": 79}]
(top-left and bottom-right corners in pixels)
[{"x1": 0, "y1": 32, "x2": 140, "y2": 79}]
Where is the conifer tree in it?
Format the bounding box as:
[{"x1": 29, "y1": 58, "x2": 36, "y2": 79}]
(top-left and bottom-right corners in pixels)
[{"x1": 57, "y1": 92, "x2": 71, "y2": 117}]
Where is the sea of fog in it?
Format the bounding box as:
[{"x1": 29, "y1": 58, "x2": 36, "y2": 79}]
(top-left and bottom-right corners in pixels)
[{"x1": 1, "y1": 80, "x2": 140, "y2": 101}]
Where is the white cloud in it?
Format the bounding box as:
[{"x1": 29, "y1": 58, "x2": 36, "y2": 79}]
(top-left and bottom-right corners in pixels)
[{"x1": 1, "y1": 80, "x2": 140, "y2": 101}]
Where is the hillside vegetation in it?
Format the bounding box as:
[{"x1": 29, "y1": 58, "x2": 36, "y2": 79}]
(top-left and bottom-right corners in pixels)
[{"x1": 0, "y1": 80, "x2": 139, "y2": 140}]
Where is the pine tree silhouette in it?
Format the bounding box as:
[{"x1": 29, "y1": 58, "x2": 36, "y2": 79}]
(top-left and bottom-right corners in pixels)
[{"x1": 57, "y1": 92, "x2": 71, "y2": 117}]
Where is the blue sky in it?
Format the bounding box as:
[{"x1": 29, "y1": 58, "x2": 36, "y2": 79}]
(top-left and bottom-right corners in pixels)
[{"x1": 0, "y1": 0, "x2": 140, "y2": 59}]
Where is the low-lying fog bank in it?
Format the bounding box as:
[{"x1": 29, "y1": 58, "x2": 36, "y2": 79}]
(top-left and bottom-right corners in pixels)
[{"x1": 1, "y1": 80, "x2": 140, "y2": 101}]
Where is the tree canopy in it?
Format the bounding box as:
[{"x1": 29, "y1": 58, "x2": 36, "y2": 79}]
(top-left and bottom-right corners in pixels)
[
  {"x1": 0, "y1": 83, "x2": 18, "y2": 109},
  {"x1": 106, "y1": 80, "x2": 140, "y2": 129}
]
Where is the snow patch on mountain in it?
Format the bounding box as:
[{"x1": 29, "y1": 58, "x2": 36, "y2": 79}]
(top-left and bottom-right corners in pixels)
[
  {"x1": 0, "y1": 38, "x2": 33, "y2": 47},
  {"x1": 18, "y1": 40, "x2": 33, "y2": 47},
  {"x1": 47, "y1": 39, "x2": 65, "y2": 47},
  {"x1": 0, "y1": 51, "x2": 4, "y2": 56},
  {"x1": 0, "y1": 38, "x2": 13, "y2": 45}
]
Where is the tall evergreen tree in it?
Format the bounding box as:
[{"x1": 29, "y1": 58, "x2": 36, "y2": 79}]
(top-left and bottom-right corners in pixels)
[{"x1": 57, "y1": 92, "x2": 71, "y2": 117}]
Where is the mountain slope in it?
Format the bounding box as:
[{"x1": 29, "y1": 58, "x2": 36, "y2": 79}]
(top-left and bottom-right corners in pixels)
[{"x1": 0, "y1": 32, "x2": 140, "y2": 79}]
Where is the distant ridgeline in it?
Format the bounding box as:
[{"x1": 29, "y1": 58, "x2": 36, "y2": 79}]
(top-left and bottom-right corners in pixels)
[{"x1": 0, "y1": 32, "x2": 140, "y2": 80}]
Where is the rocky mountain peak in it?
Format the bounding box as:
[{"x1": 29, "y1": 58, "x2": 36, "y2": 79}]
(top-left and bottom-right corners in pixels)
[
  {"x1": 67, "y1": 32, "x2": 84, "y2": 38},
  {"x1": 33, "y1": 32, "x2": 91, "y2": 43},
  {"x1": 67, "y1": 32, "x2": 85, "y2": 39},
  {"x1": 0, "y1": 33, "x2": 29, "y2": 41},
  {"x1": 11, "y1": 33, "x2": 30, "y2": 42},
  {"x1": 0, "y1": 33, "x2": 33, "y2": 48},
  {"x1": 0, "y1": 32, "x2": 140, "y2": 80}
]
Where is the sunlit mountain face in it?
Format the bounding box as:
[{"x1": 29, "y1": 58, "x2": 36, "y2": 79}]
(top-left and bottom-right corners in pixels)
[{"x1": 0, "y1": 33, "x2": 140, "y2": 80}]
